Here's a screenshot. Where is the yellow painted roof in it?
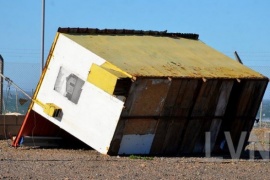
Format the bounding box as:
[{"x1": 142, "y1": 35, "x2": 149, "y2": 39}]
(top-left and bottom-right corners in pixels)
[{"x1": 60, "y1": 30, "x2": 265, "y2": 79}]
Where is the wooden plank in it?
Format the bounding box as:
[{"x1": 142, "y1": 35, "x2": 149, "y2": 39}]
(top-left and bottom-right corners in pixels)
[
  {"x1": 185, "y1": 80, "x2": 217, "y2": 153},
  {"x1": 150, "y1": 79, "x2": 200, "y2": 154},
  {"x1": 214, "y1": 81, "x2": 234, "y2": 116},
  {"x1": 161, "y1": 119, "x2": 187, "y2": 155},
  {"x1": 122, "y1": 119, "x2": 157, "y2": 135},
  {"x1": 236, "y1": 80, "x2": 254, "y2": 117},
  {"x1": 149, "y1": 118, "x2": 170, "y2": 154},
  {"x1": 228, "y1": 81, "x2": 263, "y2": 148},
  {"x1": 229, "y1": 118, "x2": 246, "y2": 147},
  {"x1": 108, "y1": 119, "x2": 126, "y2": 155},
  {"x1": 208, "y1": 118, "x2": 223, "y2": 152},
  {"x1": 243, "y1": 81, "x2": 268, "y2": 117},
  {"x1": 172, "y1": 79, "x2": 200, "y2": 117},
  {"x1": 164, "y1": 79, "x2": 201, "y2": 154},
  {"x1": 120, "y1": 79, "x2": 147, "y2": 117},
  {"x1": 215, "y1": 80, "x2": 243, "y2": 152},
  {"x1": 206, "y1": 81, "x2": 234, "y2": 152},
  {"x1": 193, "y1": 119, "x2": 214, "y2": 153},
  {"x1": 193, "y1": 80, "x2": 234, "y2": 153},
  {"x1": 179, "y1": 118, "x2": 203, "y2": 154},
  {"x1": 217, "y1": 80, "x2": 269, "y2": 154},
  {"x1": 191, "y1": 80, "x2": 216, "y2": 117},
  {"x1": 161, "y1": 79, "x2": 183, "y2": 116},
  {"x1": 242, "y1": 80, "x2": 268, "y2": 146},
  {"x1": 123, "y1": 78, "x2": 171, "y2": 116},
  {"x1": 179, "y1": 80, "x2": 221, "y2": 154},
  {"x1": 150, "y1": 79, "x2": 183, "y2": 154}
]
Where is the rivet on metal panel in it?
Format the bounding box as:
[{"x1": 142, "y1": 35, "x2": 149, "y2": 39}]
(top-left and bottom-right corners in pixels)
[
  {"x1": 202, "y1": 77, "x2": 207, "y2": 82},
  {"x1": 236, "y1": 79, "x2": 241, "y2": 83}
]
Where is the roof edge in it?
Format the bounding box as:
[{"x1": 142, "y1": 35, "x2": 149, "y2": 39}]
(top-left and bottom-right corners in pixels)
[{"x1": 57, "y1": 27, "x2": 199, "y2": 40}]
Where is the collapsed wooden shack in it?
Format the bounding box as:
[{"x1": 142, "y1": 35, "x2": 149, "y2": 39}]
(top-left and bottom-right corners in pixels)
[{"x1": 13, "y1": 28, "x2": 268, "y2": 155}]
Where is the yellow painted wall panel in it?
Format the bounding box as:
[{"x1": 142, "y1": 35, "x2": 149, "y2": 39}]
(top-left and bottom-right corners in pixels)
[{"x1": 87, "y1": 63, "x2": 118, "y2": 94}]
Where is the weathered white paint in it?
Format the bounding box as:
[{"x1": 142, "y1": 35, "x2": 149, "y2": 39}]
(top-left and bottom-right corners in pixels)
[
  {"x1": 32, "y1": 34, "x2": 124, "y2": 154},
  {"x1": 118, "y1": 134, "x2": 155, "y2": 155}
]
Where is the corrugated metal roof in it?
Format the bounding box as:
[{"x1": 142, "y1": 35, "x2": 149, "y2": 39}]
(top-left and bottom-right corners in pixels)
[{"x1": 59, "y1": 28, "x2": 266, "y2": 79}]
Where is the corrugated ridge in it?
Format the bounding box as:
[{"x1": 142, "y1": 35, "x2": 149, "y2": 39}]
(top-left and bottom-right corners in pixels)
[{"x1": 57, "y1": 27, "x2": 199, "y2": 40}]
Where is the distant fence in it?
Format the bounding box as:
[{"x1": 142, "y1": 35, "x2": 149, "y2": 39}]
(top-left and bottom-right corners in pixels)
[{"x1": 2, "y1": 61, "x2": 40, "y2": 115}]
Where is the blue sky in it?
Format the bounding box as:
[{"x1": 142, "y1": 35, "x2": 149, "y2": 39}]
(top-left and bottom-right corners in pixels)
[{"x1": 0, "y1": 0, "x2": 270, "y2": 91}]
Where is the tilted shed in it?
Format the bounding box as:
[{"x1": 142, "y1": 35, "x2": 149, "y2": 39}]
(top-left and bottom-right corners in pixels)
[{"x1": 13, "y1": 28, "x2": 268, "y2": 155}]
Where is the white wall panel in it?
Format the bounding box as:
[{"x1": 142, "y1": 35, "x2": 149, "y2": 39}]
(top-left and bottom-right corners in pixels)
[
  {"x1": 32, "y1": 34, "x2": 124, "y2": 154},
  {"x1": 118, "y1": 134, "x2": 155, "y2": 154}
]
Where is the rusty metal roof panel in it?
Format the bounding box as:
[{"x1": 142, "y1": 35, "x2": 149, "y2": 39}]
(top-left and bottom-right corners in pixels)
[{"x1": 58, "y1": 28, "x2": 265, "y2": 79}]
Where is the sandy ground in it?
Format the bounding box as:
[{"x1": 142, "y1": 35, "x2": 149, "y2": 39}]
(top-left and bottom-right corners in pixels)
[{"x1": 1, "y1": 126, "x2": 270, "y2": 179}]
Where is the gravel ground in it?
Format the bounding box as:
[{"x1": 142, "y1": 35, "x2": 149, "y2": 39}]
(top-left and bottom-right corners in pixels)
[{"x1": 1, "y1": 126, "x2": 270, "y2": 179}]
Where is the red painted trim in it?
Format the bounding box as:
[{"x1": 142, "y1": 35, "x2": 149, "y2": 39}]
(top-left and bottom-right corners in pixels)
[{"x1": 12, "y1": 110, "x2": 31, "y2": 147}]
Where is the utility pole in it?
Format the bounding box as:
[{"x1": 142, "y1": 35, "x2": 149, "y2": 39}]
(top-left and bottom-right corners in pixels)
[{"x1": 41, "y1": 0, "x2": 45, "y2": 74}]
